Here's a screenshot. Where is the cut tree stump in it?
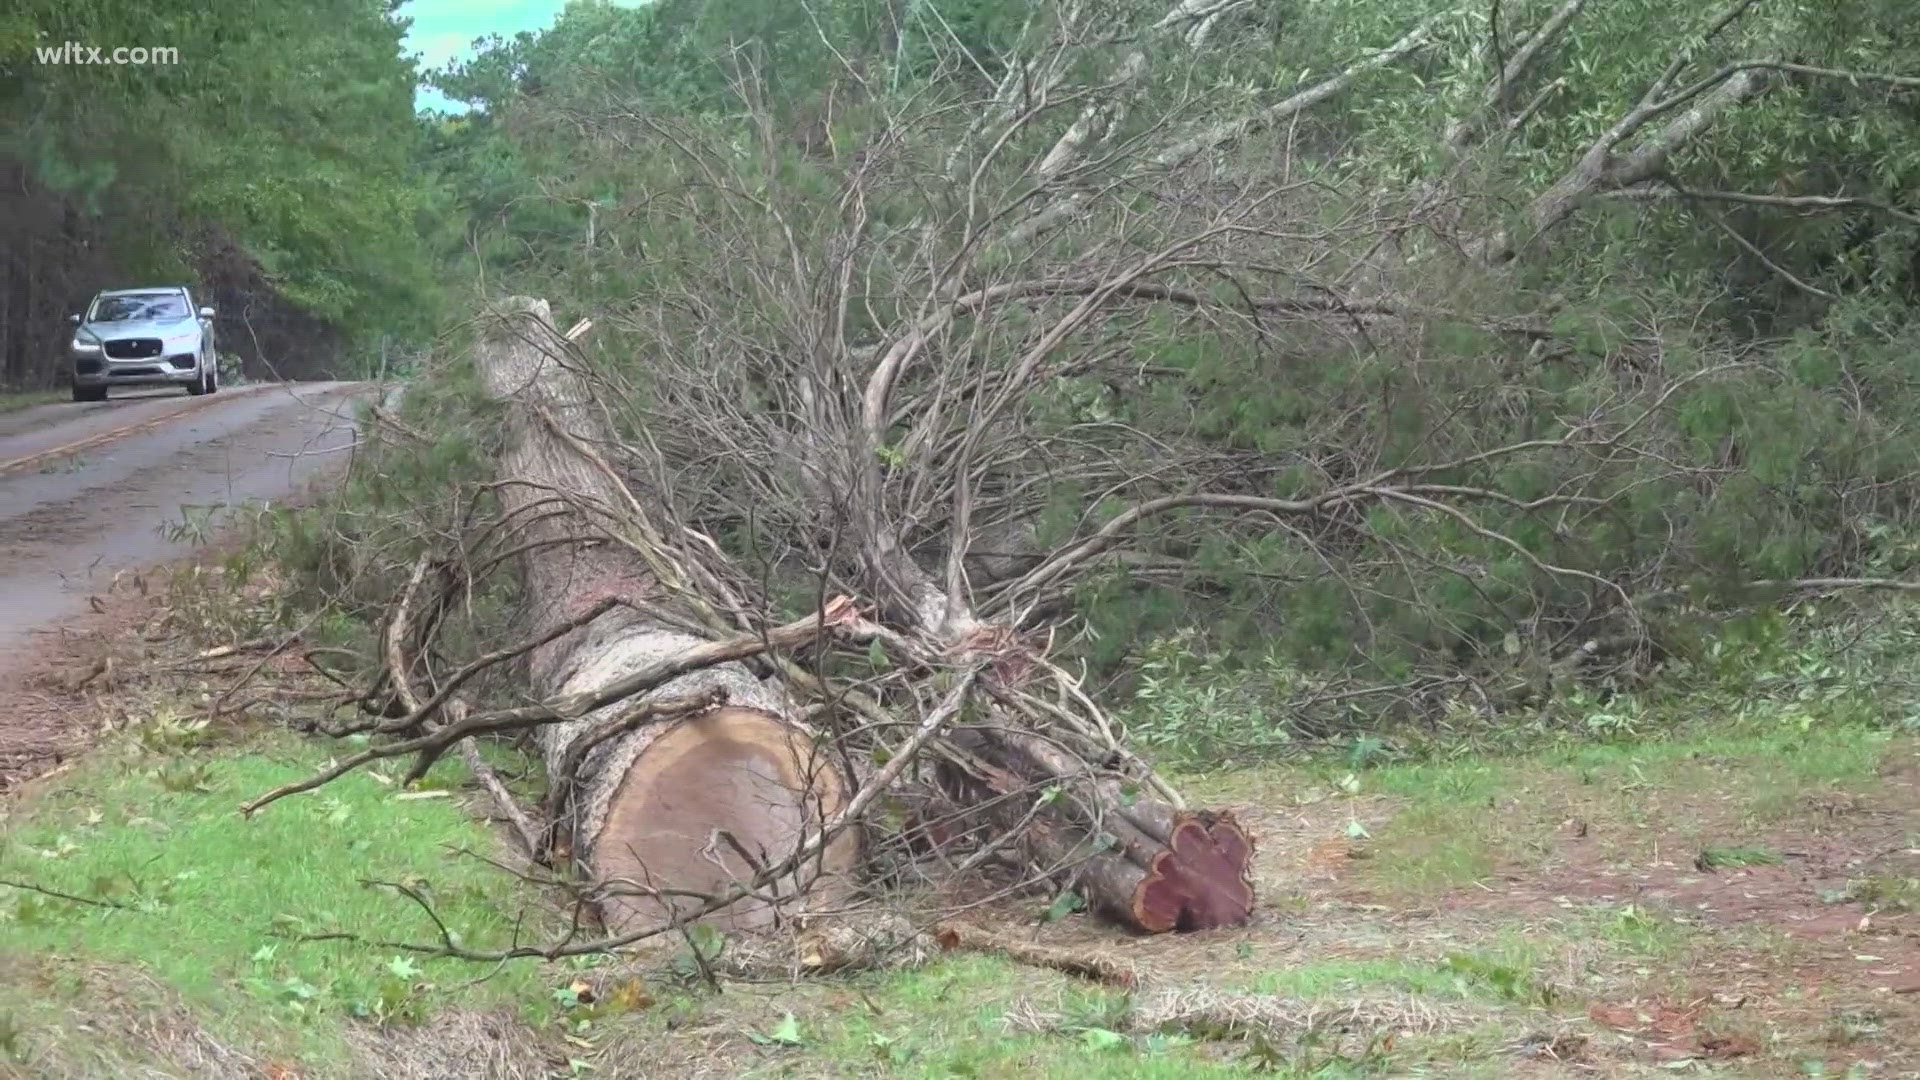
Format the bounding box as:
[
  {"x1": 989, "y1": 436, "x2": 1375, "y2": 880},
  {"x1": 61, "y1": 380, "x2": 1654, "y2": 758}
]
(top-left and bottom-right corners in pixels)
[{"x1": 475, "y1": 297, "x2": 857, "y2": 934}]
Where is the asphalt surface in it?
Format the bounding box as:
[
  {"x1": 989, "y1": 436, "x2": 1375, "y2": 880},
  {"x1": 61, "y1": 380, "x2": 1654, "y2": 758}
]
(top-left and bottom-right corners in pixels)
[{"x1": 0, "y1": 382, "x2": 366, "y2": 658}]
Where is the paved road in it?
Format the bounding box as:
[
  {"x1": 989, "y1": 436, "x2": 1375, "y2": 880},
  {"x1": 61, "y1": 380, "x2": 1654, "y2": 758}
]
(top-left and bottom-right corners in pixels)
[{"x1": 0, "y1": 382, "x2": 366, "y2": 658}]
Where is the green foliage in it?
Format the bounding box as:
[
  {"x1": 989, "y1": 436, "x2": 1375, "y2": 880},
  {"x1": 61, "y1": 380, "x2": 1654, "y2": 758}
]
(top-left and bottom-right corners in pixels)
[
  {"x1": 0, "y1": 728, "x2": 554, "y2": 1060},
  {"x1": 275, "y1": 0, "x2": 1920, "y2": 771},
  {"x1": 1694, "y1": 845, "x2": 1782, "y2": 871},
  {"x1": 1124, "y1": 629, "x2": 1306, "y2": 762},
  {"x1": 257, "y1": 358, "x2": 501, "y2": 628}
]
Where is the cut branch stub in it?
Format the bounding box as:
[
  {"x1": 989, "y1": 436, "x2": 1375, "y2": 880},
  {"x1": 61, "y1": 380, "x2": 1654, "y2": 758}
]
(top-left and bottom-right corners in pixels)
[
  {"x1": 946, "y1": 735, "x2": 1257, "y2": 934},
  {"x1": 1056, "y1": 808, "x2": 1256, "y2": 933},
  {"x1": 1132, "y1": 811, "x2": 1256, "y2": 932}
]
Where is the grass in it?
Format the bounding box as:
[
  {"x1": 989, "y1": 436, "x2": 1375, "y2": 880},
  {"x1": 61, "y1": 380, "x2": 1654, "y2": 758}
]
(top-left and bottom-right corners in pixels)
[
  {"x1": 6, "y1": 621, "x2": 1920, "y2": 1076},
  {"x1": 1254, "y1": 718, "x2": 1907, "y2": 899},
  {"x1": 0, "y1": 722, "x2": 566, "y2": 1073},
  {"x1": 1246, "y1": 951, "x2": 1557, "y2": 1008},
  {"x1": 0, "y1": 713, "x2": 1576, "y2": 1078},
  {"x1": 1835, "y1": 874, "x2": 1920, "y2": 911},
  {"x1": 0, "y1": 389, "x2": 60, "y2": 415},
  {"x1": 708, "y1": 956, "x2": 1229, "y2": 1078}
]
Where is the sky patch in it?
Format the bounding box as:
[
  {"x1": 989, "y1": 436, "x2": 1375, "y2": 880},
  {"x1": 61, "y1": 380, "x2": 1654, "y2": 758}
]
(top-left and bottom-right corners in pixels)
[{"x1": 397, "y1": 0, "x2": 569, "y2": 113}]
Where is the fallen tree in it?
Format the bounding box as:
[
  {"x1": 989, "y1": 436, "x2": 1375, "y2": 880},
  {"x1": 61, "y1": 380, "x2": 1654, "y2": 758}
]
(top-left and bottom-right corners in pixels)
[{"x1": 246, "y1": 297, "x2": 1258, "y2": 940}]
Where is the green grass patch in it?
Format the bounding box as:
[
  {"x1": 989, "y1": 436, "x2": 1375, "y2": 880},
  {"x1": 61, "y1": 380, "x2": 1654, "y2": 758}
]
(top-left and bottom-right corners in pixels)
[
  {"x1": 0, "y1": 728, "x2": 562, "y2": 1070},
  {"x1": 742, "y1": 955, "x2": 1230, "y2": 1078},
  {"x1": 1314, "y1": 720, "x2": 1899, "y2": 898},
  {"x1": 675, "y1": 953, "x2": 1516, "y2": 1078},
  {"x1": 1365, "y1": 802, "x2": 1504, "y2": 893},
  {"x1": 1833, "y1": 874, "x2": 1920, "y2": 912},
  {"x1": 1576, "y1": 902, "x2": 1693, "y2": 960},
  {"x1": 1694, "y1": 845, "x2": 1782, "y2": 871},
  {"x1": 0, "y1": 389, "x2": 60, "y2": 414}
]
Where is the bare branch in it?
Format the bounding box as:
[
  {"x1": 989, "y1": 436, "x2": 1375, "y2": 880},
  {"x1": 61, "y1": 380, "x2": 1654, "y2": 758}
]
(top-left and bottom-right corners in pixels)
[
  {"x1": 1446, "y1": 0, "x2": 1587, "y2": 151},
  {"x1": 1607, "y1": 184, "x2": 1920, "y2": 228},
  {"x1": 1148, "y1": 19, "x2": 1440, "y2": 172}
]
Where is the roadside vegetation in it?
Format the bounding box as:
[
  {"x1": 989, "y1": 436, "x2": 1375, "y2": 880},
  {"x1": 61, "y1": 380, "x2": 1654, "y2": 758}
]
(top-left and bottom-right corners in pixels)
[
  {"x1": 0, "y1": 390, "x2": 58, "y2": 414},
  {"x1": 7, "y1": 0, "x2": 1920, "y2": 1076},
  {"x1": 3, "y1": 572, "x2": 1918, "y2": 1076}
]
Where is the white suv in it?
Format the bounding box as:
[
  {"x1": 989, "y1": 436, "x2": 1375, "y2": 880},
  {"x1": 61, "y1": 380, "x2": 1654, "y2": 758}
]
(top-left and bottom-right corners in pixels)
[{"x1": 69, "y1": 287, "x2": 219, "y2": 401}]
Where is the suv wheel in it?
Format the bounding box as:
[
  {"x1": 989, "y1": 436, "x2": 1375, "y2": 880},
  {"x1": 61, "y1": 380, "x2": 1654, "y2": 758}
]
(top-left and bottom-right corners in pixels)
[
  {"x1": 206, "y1": 356, "x2": 219, "y2": 393},
  {"x1": 186, "y1": 367, "x2": 209, "y2": 396}
]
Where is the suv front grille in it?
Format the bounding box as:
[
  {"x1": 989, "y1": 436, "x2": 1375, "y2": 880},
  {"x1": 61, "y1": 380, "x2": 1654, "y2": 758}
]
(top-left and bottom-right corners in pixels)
[{"x1": 104, "y1": 338, "x2": 163, "y2": 360}]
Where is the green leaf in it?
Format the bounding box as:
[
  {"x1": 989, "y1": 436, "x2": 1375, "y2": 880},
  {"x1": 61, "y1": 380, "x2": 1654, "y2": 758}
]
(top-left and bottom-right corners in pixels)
[
  {"x1": 1043, "y1": 889, "x2": 1085, "y2": 923},
  {"x1": 767, "y1": 1012, "x2": 803, "y2": 1045}
]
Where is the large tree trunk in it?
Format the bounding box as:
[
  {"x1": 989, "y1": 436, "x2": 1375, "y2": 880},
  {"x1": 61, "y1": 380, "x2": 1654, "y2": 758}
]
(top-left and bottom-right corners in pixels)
[{"x1": 474, "y1": 297, "x2": 858, "y2": 934}]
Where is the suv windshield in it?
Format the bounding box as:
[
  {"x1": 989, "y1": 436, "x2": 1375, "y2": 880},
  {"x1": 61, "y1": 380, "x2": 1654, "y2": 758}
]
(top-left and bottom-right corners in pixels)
[{"x1": 90, "y1": 293, "x2": 188, "y2": 322}]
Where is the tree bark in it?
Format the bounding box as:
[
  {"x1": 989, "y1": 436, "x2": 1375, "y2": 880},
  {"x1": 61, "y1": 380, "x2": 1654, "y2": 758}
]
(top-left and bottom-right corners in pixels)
[
  {"x1": 1474, "y1": 60, "x2": 1772, "y2": 262},
  {"x1": 473, "y1": 297, "x2": 858, "y2": 935}
]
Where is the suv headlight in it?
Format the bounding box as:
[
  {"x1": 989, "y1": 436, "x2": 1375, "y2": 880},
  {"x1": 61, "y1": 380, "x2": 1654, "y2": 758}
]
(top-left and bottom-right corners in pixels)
[{"x1": 72, "y1": 329, "x2": 102, "y2": 352}]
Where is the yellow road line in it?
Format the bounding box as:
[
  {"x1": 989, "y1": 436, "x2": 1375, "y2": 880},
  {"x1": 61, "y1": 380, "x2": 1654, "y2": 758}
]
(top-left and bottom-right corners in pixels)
[{"x1": 0, "y1": 383, "x2": 278, "y2": 477}]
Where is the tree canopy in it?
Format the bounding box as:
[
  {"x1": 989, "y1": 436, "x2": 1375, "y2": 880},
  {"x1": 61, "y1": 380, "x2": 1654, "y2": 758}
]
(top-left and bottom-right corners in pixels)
[
  {"x1": 0, "y1": 0, "x2": 442, "y2": 383},
  {"x1": 378, "y1": 0, "x2": 1920, "y2": 751}
]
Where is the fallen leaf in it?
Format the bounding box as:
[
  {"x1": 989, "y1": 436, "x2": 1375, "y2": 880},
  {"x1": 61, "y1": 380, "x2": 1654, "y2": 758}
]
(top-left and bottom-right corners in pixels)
[
  {"x1": 1588, "y1": 1004, "x2": 1641, "y2": 1030},
  {"x1": 1649, "y1": 1005, "x2": 1698, "y2": 1038},
  {"x1": 1699, "y1": 1033, "x2": 1757, "y2": 1059},
  {"x1": 749, "y1": 1012, "x2": 804, "y2": 1047},
  {"x1": 605, "y1": 979, "x2": 653, "y2": 1012}
]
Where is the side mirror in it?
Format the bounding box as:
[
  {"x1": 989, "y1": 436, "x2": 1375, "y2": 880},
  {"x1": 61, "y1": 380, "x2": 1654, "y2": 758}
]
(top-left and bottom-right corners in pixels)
[
  {"x1": 198, "y1": 307, "x2": 215, "y2": 319},
  {"x1": 68, "y1": 313, "x2": 81, "y2": 324}
]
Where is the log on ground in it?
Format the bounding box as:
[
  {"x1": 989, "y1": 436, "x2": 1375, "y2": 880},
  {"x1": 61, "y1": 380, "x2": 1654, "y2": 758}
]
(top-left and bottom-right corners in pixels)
[{"x1": 474, "y1": 296, "x2": 857, "y2": 934}]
